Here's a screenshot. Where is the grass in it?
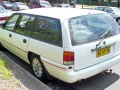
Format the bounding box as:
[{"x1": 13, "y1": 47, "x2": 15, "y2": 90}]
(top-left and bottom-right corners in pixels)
[{"x1": 0, "y1": 56, "x2": 12, "y2": 79}]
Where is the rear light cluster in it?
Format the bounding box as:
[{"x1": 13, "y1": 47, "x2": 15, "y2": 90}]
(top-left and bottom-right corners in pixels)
[
  {"x1": 63, "y1": 51, "x2": 74, "y2": 65},
  {"x1": 0, "y1": 17, "x2": 8, "y2": 21}
]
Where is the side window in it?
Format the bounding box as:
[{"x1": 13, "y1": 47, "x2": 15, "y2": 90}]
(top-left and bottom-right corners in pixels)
[
  {"x1": 15, "y1": 15, "x2": 31, "y2": 35},
  {"x1": 4, "y1": 14, "x2": 19, "y2": 31},
  {"x1": 104, "y1": 8, "x2": 113, "y2": 13},
  {"x1": 31, "y1": 16, "x2": 62, "y2": 46},
  {"x1": 0, "y1": 7, "x2": 4, "y2": 13},
  {"x1": 25, "y1": 16, "x2": 36, "y2": 36},
  {"x1": 95, "y1": 7, "x2": 104, "y2": 11}
]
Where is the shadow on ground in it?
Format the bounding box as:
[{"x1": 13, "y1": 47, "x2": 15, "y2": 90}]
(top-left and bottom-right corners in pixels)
[
  {"x1": 46, "y1": 73, "x2": 119, "y2": 90},
  {"x1": 2, "y1": 50, "x2": 120, "y2": 90}
]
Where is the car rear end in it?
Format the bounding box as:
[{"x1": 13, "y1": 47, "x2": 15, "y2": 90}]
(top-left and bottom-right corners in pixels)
[
  {"x1": 0, "y1": 6, "x2": 10, "y2": 25},
  {"x1": 60, "y1": 12, "x2": 120, "y2": 83},
  {"x1": 0, "y1": 16, "x2": 8, "y2": 25},
  {"x1": 29, "y1": 0, "x2": 51, "y2": 8}
]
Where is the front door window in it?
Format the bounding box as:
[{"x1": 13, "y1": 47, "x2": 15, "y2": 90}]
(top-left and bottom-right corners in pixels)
[{"x1": 4, "y1": 14, "x2": 19, "y2": 31}]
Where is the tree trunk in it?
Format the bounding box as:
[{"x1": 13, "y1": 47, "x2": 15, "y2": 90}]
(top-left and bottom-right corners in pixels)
[{"x1": 118, "y1": 0, "x2": 120, "y2": 7}]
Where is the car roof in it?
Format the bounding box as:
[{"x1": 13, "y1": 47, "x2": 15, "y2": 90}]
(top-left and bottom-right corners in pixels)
[
  {"x1": 95, "y1": 6, "x2": 115, "y2": 9},
  {"x1": 94, "y1": 6, "x2": 119, "y2": 11},
  {"x1": 18, "y1": 8, "x2": 104, "y2": 20},
  {"x1": 13, "y1": 2, "x2": 24, "y2": 3}
]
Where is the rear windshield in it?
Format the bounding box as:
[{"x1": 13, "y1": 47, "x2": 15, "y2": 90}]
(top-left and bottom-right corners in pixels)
[{"x1": 69, "y1": 13, "x2": 120, "y2": 46}]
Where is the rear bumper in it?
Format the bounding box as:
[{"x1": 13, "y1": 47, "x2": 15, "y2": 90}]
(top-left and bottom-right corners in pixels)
[{"x1": 43, "y1": 54, "x2": 120, "y2": 83}]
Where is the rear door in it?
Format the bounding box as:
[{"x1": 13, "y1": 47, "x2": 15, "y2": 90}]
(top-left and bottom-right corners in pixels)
[{"x1": 69, "y1": 13, "x2": 120, "y2": 71}]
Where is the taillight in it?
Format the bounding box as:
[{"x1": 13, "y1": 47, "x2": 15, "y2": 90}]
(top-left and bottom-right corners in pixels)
[
  {"x1": 0, "y1": 17, "x2": 8, "y2": 21},
  {"x1": 63, "y1": 51, "x2": 74, "y2": 65}
]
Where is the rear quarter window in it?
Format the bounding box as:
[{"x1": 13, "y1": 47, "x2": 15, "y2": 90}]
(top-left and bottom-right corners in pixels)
[{"x1": 31, "y1": 16, "x2": 62, "y2": 47}]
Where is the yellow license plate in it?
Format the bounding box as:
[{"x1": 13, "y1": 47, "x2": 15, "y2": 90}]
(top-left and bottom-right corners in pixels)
[{"x1": 96, "y1": 46, "x2": 110, "y2": 58}]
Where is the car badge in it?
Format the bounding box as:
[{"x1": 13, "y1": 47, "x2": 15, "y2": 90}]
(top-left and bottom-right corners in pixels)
[{"x1": 103, "y1": 41, "x2": 106, "y2": 45}]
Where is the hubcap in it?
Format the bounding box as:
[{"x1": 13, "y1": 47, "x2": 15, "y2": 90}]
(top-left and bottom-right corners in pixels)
[{"x1": 32, "y1": 58, "x2": 42, "y2": 77}]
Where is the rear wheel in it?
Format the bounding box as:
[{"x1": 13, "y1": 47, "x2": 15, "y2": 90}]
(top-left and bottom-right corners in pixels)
[
  {"x1": 17, "y1": 7, "x2": 20, "y2": 11},
  {"x1": 30, "y1": 54, "x2": 47, "y2": 81},
  {"x1": 116, "y1": 18, "x2": 120, "y2": 25},
  {"x1": 0, "y1": 43, "x2": 5, "y2": 50}
]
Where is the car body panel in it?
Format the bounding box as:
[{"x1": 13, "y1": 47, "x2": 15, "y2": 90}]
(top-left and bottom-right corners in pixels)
[
  {"x1": 0, "y1": 8, "x2": 120, "y2": 83},
  {"x1": 0, "y1": 6, "x2": 13, "y2": 24}
]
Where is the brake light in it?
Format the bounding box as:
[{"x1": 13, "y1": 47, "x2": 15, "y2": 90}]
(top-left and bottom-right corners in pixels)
[
  {"x1": 0, "y1": 17, "x2": 8, "y2": 21},
  {"x1": 63, "y1": 51, "x2": 74, "y2": 65}
]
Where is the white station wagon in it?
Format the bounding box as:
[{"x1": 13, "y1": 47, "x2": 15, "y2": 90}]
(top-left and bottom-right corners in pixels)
[{"x1": 0, "y1": 8, "x2": 120, "y2": 83}]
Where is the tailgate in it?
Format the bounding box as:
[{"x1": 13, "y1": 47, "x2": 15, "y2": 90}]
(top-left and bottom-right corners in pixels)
[{"x1": 73, "y1": 35, "x2": 120, "y2": 71}]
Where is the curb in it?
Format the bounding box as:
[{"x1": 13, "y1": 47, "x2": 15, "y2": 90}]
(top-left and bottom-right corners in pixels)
[{"x1": 0, "y1": 51, "x2": 51, "y2": 90}]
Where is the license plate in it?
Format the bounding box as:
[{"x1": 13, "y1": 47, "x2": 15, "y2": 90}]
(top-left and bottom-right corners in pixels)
[{"x1": 96, "y1": 46, "x2": 110, "y2": 58}]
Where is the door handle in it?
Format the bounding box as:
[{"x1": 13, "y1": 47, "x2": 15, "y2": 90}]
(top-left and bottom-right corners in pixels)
[
  {"x1": 23, "y1": 39, "x2": 27, "y2": 43},
  {"x1": 9, "y1": 34, "x2": 12, "y2": 37}
]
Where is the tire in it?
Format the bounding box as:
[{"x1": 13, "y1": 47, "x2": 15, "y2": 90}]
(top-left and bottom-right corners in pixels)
[
  {"x1": 17, "y1": 7, "x2": 20, "y2": 11},
  {"x1": 116, "y1": 18, "x2": 120, "y2": 25},
  {"x1": 30, "y1": 54, "x2": 47, "y2": 81},
  {"x1": 0, "y1": 43, "x2": 5, "y2": 50}
]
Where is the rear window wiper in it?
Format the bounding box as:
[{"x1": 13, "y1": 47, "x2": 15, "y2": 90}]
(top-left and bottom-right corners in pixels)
[{"x1": 96, "y1": 28, "x2": 112, "y2": 47}]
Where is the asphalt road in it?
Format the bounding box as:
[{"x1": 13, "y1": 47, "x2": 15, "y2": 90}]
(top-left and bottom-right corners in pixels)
[{"x1": 1, "y1": 50, "x2": 120, "y2": 90}]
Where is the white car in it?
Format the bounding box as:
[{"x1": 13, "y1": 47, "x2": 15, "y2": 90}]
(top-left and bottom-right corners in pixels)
[
  {"x1": 0, "y1": 1, "x2": 13, "y2": 9},
  {"x1": 0, "y1": 8, "x2": 120, "y2": 83},
  {"x1": 94, "y1": 6, "x2": 120, "y2": 25},
  {"x1": 29, "y1": 0, "x2": 52, "y2": 8},
  {"x1": 0, "y1": 6, "x2": 13, "y2": 24},
  {"x1": 12, "y1": 2, "x2": 29, "y2": 11}
]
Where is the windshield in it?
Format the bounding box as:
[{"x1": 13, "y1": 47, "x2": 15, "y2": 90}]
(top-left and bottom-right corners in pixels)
[
  {"x1": 40, "y1": 1, "x2": 51, "y2": 6},
  {"x1": 61, "y1": 4, "x2": 70, "y2": 7},
  {"x1": 69, "y1": 13, "x2": 120, "y2": 45},
  {"x1": 4, "y1": 1, "x2": 11, "y2": 4},
  {"x1": 94, "y1": 7, "x2": 104, "y2": 11},
  {"x1": 0, "y1": 7, "x2": 6, "y2": 13},
  {"x1": 17, "y1": 2, "x2": 24, "y2": 5}
]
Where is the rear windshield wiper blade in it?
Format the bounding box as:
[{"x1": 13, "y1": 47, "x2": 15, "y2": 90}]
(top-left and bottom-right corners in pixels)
[{"x1": 96, "y1": 28, "x2": 112, "y2": 47}]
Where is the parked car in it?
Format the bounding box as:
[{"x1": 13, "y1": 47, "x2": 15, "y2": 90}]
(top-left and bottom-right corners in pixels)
[
  {"x1": 0, "y1": 8, "x2": 120, "y2": 83},
  {"x1": 94, "y1": 6, "x2": 120, "y2": 25},
  {"x1": 0, "y1": 6, "x2": 13, "y2": 25},
  {"x1": 0, "y1": 1, "x2": 12, "y2": 9},
  {"x1": 12, "y1": 2, "x2": 29, "y2": 11},
  {"x1": 56, "y1": 4, "x2": 72, "y2": 8},
  {"x1": 29, "y1": 0, "x2": 52, "y2": 8}
]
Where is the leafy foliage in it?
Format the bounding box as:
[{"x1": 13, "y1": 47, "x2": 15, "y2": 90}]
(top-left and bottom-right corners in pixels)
[{"x1": 0, "y1": 57, "x2": 12, "y2": 79}]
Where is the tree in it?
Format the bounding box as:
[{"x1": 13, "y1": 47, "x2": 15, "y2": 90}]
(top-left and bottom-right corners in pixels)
[
  {"x1": 118, "y1": 0, "x2": 120, "y2": 7},
  {"x1": 98, "y1": 0, "x2": 102, "y2": 6}
]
